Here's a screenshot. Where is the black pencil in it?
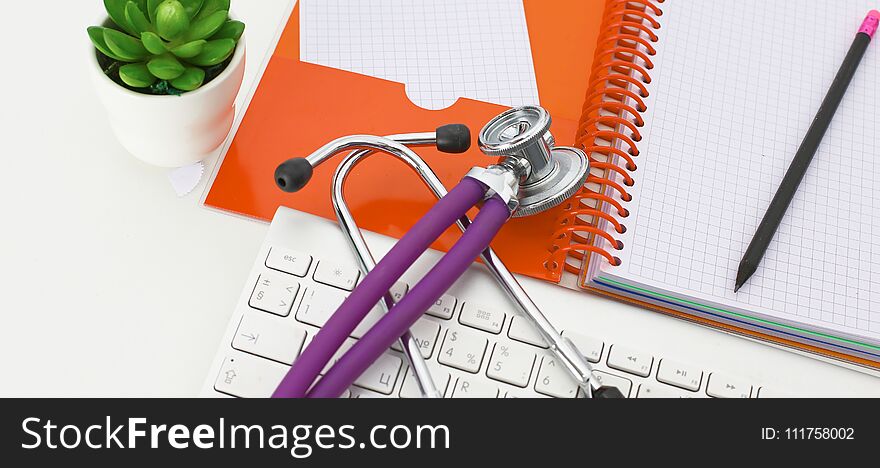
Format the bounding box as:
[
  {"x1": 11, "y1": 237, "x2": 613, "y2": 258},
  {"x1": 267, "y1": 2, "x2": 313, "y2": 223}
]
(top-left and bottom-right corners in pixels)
[{"x1": 735, "y1": 11, "x2": 879, "y2": 293}]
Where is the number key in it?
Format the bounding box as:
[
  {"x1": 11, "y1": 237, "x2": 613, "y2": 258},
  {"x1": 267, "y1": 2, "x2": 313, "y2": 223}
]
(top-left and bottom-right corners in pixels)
[
  {"x1": 438, "y1": 329, "x2": 487, "y2": 373},
  {"x1": 534, "y1": 355, "x2": 578, "y2": 398},
  {"x1": 486, "y1": 342, "x2": 536, "y2": 388}
]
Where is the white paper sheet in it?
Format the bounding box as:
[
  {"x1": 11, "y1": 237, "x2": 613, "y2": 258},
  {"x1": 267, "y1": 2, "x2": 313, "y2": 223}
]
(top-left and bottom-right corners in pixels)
[{"x1": 300, "y1": 0, "x2": 540, "y2": 110}]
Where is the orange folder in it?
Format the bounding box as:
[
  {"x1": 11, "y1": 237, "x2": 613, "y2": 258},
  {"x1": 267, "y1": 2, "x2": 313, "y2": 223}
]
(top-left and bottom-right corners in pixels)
[{"x1": 204, "y1": 0, "x2": 607, "y2": 282}]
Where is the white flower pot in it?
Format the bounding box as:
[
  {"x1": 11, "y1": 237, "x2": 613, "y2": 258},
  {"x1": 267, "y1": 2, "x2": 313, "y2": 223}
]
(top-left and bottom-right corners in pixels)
[{"x1": 89, "y1": 21, "x2": 246, "y2": 168}]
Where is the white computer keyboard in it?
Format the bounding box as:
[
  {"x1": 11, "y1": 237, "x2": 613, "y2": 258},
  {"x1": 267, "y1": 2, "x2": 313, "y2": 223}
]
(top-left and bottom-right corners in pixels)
[{"x1": 201, "y1": 207, "x2": 880, "y2": 398}]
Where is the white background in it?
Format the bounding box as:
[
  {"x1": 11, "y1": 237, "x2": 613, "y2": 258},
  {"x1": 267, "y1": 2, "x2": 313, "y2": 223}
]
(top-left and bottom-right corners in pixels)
[
  {"x1": 0, "y1": 0, "x2": 878, "y2": 397},
  {"x1": 0, "y1": 0, "x2": 292, "y2": 396}
]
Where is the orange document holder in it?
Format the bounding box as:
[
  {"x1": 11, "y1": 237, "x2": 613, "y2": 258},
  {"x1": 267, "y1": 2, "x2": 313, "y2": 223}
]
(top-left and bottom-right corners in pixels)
[{"x1": 204, "y1": 0, "x2": 607, "y2": 283}]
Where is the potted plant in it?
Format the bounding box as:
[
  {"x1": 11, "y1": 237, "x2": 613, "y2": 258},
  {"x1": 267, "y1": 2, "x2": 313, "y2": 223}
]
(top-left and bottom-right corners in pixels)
[{"x1": 88, "y1": 0, "x2": 246, "y2": 167}]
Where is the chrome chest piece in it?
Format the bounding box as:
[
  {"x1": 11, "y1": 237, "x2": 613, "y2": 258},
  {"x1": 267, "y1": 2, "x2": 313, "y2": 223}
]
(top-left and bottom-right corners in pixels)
[{"x1": 472, "y1": 106, "x2": 590, "y2": 217}]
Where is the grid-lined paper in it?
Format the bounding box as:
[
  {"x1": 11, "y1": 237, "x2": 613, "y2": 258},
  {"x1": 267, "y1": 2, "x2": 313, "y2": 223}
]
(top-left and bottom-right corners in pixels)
[
  {"x1": 300, "y1": 0, "x2": 540, "y2": 110},
  {"x1": 601, "y1": 0, "x2": 880, "y2": 343}
]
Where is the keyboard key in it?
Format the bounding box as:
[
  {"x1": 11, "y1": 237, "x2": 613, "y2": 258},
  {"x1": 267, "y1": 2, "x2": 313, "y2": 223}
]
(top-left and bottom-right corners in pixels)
[
  {"x1": 296, "y1": 285, "x2": 347, "y2": 328},
  {"x1": 313, "y1": 260, "x2": 360, "y2": 291},
  {"x1": 504, "y1": 390, "x2": 550, "y2": 398},
  {"x1": 451, "y1": 377, "x2": 498, "y2": 398},
  {"x1": 400, "y1": 365, "x2": 451, "y2": 398},
  {"x1": 232, "y1": 313, "x2": 307, "y2": 365},
  {"x1": 459, "y1": 302, "x2": 506, "y2": 334},
  {"x1": 321, "y1": 338, "x2": 357, "y2": 374},
  {"x1": 607, "y1": 345, "x2": 653, "y2": 377},
  {"x1": 656, "y1": 359, "x2": 703, "y2": 392},
  {"x1": 508, "y1": 316, "x2": 548, "y2": 348},
  {"x1": 353, "y1": 353, "x2": 402, "y2": 395},
  {"x1": 353, "y1": 282, "x2": 408, "y2": 338},
  {"x1": 214, "y1": 354, "x2": 288, "y2": 398},
  {"x1": 756, "y1": 387, "x2": 787, "y2": 398},
  {"x1": 486, "y1": 343, "x2": 536, "y2": 388},
  {"x1": 534, "y1": 355, "x2": 579, "y2": 398},
  {"x1": 561, "y1": 331, "x2": 603, "y2": 363},
  {"x1": 265, "y1": 247, "x2": 312, "y2": 277},
  {"x1": 637, "y1": 382, "x2": 683, "y2": 398},
  {"x1": 391, "y1": 318, "x2": 441, "y2": 358},
  {"x1": 592, "y1": 371, "x2": 633, "y2": 398},
  {"x1": 249, "y1": 271, "x2": 300, "y2": 317},
  {"x1": 427, "y1": 293, "x2": 457, "y2": 320},
  {"x1": 438, "y1": 329, "x2": 487, "y2": 373},
  {"x1": 390, "y1": 282, "x2": 407, "y2": 302},
  {"x1": 707, "y1": 373, "x2": 752, "y2": 398},
  {"x1": 349, "y1": 388, "x2": 387, "y2": 398}
]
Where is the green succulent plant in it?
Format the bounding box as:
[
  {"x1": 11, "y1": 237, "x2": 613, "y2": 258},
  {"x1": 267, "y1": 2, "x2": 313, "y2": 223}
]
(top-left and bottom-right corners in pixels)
[{"x1": 88, "y1": 0, "x2": 245, "y2": 93}]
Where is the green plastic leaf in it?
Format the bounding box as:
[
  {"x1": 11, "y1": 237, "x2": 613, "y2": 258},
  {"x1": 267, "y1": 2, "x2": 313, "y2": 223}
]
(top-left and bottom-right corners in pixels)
[
  {"x1": 141, "y1": 31, "x2": 167, "y2": 55},
  {"x1": 187, "y1": 10, "x2": 227, "y2": 41},
  {"x1": 148, "y1": 54, "x2": 186, "y2": 80},
  {"x1": 194, "y1": 0, "x2": 229, "y2": 21},
  {"x1": 104, "y1": 0, "x2": 137, "y2": 35},
  {"x1": 210, "y1": 20, "x2": 244, "y2": 41},
  {"x1": 185, "y1": 38, "x2": 235, "y2": 66},
  {"x1": 88, "y1": 27, "x2": 127, "y2": 61},
  {"x1": 124, "y1": 1, "x2": 154, "y2": 34},
  {"x1": 156, "y1": 0, "x2": 190, "y2": 41},
  {"x1": 103, "y1": 29, "x2": 149, "y2": 61},
  {"x1": 147, "y1": 0, "x2": 163, "y2": 22},
  {"x1": 179, "y1": 0, "x2": 205, "y2": 18},
  {"x1": 170, "y1": 40, "x2": 206, "y2": 58},
  {"x1": 171, "y1": 66, "x2": 206, "y2": 91},
  {"x1": 119, "y1": 63, "x2": 157, "y2": 87}
]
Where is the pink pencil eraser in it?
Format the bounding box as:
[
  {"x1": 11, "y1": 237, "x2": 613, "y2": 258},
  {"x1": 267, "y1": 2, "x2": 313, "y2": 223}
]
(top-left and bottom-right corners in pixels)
[{"x1": 860, "y1": 10, "x2": 880, "y2": 38}]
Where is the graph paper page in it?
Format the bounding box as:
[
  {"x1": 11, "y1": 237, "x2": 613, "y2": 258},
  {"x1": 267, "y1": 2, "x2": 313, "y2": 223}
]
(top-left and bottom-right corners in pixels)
[
  {"x1": 604, "y1": 0, "x2": 880, "y2": 342},
  {"x1": 300, "y1": 0, "x2": 539, "y2": 110}
]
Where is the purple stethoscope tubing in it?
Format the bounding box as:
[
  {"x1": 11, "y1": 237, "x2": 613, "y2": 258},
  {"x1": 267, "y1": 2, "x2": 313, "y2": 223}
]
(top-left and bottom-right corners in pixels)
[
  {"x1": 271, "y1": 177, "x2": 490, "y2": 398},
  {"x1": 308, "y1": 185, "x2": 510, "y2": 398}
]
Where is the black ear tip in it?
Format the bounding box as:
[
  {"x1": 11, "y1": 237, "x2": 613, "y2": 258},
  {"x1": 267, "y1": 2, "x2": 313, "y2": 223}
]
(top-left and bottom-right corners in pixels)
[
  {"x1": 436, "y1": 124, "x2": 471, "y2": 154},
  {"x1": 275, "y1": 158, "x2": 314, "y2": 193}
]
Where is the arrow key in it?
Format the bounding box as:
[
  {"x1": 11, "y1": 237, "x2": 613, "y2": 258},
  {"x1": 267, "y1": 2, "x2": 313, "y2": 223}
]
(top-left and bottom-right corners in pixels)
[
  {"x1": 214, "y1": 354, "x2": 289, "y2": 398},
  {"x1": 232, "y1": 312, "x2": 307, "y2": 365}
]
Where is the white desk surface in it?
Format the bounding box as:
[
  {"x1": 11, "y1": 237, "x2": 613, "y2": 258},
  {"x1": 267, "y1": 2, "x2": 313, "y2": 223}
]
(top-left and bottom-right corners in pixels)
[{"x1": 1, "y1": 0, "x2": 878, "y2": 397}]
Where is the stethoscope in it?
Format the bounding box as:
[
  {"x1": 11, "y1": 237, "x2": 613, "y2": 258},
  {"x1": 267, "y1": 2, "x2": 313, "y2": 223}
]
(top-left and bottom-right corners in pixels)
[{"x1": 271, "y1": 106, "x2": 624, "y2": 398}]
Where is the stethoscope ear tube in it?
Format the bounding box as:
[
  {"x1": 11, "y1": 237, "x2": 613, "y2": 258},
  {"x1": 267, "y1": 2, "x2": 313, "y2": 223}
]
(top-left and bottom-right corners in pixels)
[{"x1": 308, "y1": 179, "x2": 511, "y2": 398}]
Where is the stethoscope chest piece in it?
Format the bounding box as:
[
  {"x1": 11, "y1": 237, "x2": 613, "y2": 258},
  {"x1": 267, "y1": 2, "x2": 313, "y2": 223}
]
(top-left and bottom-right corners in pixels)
[{"x1": 478, "y1": 106, "x2": 590, "y2": 217}]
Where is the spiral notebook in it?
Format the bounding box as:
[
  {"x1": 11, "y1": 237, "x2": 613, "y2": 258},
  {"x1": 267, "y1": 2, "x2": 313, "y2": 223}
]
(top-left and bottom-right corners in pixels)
[
  {"x1": 578, "y1": 0, "x2": 880, "y2": 366},
  {"x1": 204, "y1": 0, "x2": 880, "y2": 368}
]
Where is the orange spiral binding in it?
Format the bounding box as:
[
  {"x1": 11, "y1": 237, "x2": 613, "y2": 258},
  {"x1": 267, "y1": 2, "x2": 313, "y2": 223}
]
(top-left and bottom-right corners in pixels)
[{"x1": 544, "y1": 0, "x2": 663, "y2": 278}]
